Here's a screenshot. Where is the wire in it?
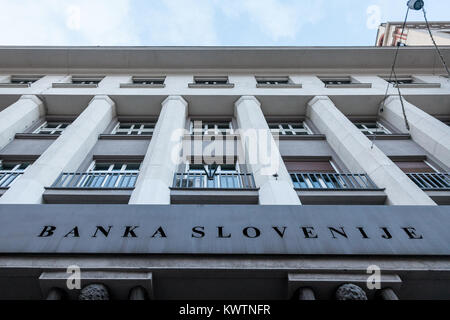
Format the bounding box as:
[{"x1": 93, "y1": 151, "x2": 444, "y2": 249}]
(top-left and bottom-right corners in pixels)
[
  {"x1": 373, "y1": 7, "x2": 410, "y2": 149},
  {"x1": 422, "y1": 7, "x2": 450, "y2": 78}
]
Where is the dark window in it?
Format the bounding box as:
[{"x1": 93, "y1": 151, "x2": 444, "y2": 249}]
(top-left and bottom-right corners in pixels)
[
  {"x1": 394, "y1": 161, "x2": 436, "y2": 173},
  {"x1": 285, "y1": 161, "x2": 335, "y2": 173},
  {"x1": 132, "y1": 77, "x2": 165, "y2": 85},
  {"x1": 194, "y1": 77, "x2": 228, "y2": 85}
]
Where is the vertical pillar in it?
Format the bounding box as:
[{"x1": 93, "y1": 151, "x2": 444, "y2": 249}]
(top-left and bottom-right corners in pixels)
[
  {"x1": 307, "y1": 96, "x2": 435, "y2": 205},
  {"x1": 297, "y1": 287, "x2": 316, "y2": 300},
  {"x1": 129, "y1": 286, "x2": 148, "y2": 300},
  {"x1": 379, "y1": 288, "x2": 399, "y2": 300},
  {"x1": 129, "y1": 96, "x2": 188, "y2": 204},
  {"x1": 46, "y1": 288, "x2": 65, "y2": 300},
  {"x1": 381, "y1": 96, "x2": 450, "y2": 168},
  {"x1": 0, "y1": 95, "x2": 44, "y2": 150},
  {"x1": 0, "y1": 95, "x2": 115, "y2": 204},
  {"x1": 235, "y1": 96, "x2": 301, "y2": 205}
]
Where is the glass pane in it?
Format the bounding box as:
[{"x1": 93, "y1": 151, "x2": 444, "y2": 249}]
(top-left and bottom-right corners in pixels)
[
  {"x1": 125, "y1": 163, "x2": 140, "y2": 171},
  {"x1": 93, "y1": 163, "x2": 110, "y2": 171}
]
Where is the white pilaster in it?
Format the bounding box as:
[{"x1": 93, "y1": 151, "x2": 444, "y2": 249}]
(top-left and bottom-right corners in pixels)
[
  {"x1": 235, "y1": 96, "x2": 301, "y2": 205},
  {"x1": 0, "y1": 95, "x2": 116, "y2": 204},
  {"x1": 381, "y1": 96, "x2": 450, "y2": 168},
  {"x1": 129, "y1": 96, "x2": 188, "y2": 204},
  {"x1": 0, "y1": 95, "x2": 44, "y2": 150},
  {"x1": 307, "y1": 96, "x2": 435, "y2": 205}
]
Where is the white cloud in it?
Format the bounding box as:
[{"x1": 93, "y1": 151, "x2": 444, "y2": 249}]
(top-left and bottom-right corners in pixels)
[
  {"x1": 0, "y1": 0, "x2": 140, "y2": 45},
  {"x1": 216, "y1": 0, "x2": 325, "y2": 41}
]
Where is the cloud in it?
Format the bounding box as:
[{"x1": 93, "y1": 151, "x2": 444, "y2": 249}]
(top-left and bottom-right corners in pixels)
[
  {"x1": 216, "y1": 0, "x2": 325, "y2": 41},
  {"x1": 140, "y1": 0, "x2": 218, "y2": 45},
  {"x1": 0, "y1": 0, "x2": 139, "y2": 45}
]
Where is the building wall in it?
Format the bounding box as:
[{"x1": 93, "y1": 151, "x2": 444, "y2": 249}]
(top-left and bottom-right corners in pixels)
[{"x1": 0, "y1": 47, "x2": 449, "y2": 300}]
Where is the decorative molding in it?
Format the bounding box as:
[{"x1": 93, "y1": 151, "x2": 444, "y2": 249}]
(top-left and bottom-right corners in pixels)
[{"x1": 335, "y1": 283, "x2": 368, "y2": 300}]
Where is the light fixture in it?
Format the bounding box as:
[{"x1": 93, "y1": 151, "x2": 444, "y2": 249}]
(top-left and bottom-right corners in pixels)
[{"x1": 407, "y1": 0, "x2": 424, "y2": 10}]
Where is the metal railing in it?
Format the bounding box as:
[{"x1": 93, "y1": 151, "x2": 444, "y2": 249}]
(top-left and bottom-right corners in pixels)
[
  {"x1": 0, "y1": 171, "x2": 23, "y2": 188},
  {"x1": 407, "y1": 172, "x2": 450, "y2": 190},
  {"x1": 51, "y1": 172, "x2": 138, "y2": 189},
  {"x1": 290, "y1": 172, "x2": 380, "y2": 190},
  {"x1": 173, "y1": 173, "x2": 256, "y2": 189}
]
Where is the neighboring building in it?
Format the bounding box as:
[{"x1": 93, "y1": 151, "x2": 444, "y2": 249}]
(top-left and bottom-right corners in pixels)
[
  {"x1": 0, "y1": 46, "x2": 449, "y2": 300},
  {"x1": 376, "y1": 21, "x2": 450, "y2": 46}
]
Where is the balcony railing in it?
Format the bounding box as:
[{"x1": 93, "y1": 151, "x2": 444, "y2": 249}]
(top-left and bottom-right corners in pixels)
[
  {"x1": 51, "y1": 172, "x2": 138, "y2": 189},
  {"x1": 173, "y1": 173, "x2": 256, "y2": 189},
  {"x1": 0, "y1": 171, "x2": 23, "y2": 188},
  {"x1": 290, "y1": 172, "x2": 380, "y2": 190},
  {"x1": 407, "y1": 172, "x2": 450, "y2": 190}
]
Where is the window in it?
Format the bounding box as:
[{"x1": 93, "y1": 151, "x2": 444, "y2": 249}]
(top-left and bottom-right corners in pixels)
[
  {"x1": 384, "y1": 76, "x2": 413, "y2": 85},
  {"x1": 132, "y1": 76, "x2": 165, "y2": 85},
  {"x1": 380, "y1": 75, "x2": 441, "y2": 88},
  {"x1": 320, "y1": 76, "x2": 352, "y2": 85},
  {"x1": 88, "y1": 162, "x2": 141, "y2": 173},
  {"x1": 10, "y1": 75, "x2": 42, "y2": 85},
  {"x1": 112, "y1": 123, "x2": 155, "y2": 135},
  {"x1": 71, "y1": 76, "x2": 104, "y2": 85},
  {"x1": 194, "y1": 76, "x2": 229, "y2": 85},
  {"x1": 256, "y1": 76, "x2": 290, "y2": 85},
  {"x1": 285, "y1": 161, "x2": 336, "y2": 173},
  {"x1": 287, "y1": 160, "x2": 340, "y2": 189},
  {"x1": 82, "y1": 162, "x2": 141, "y2": 188},
  {"x1": 354, "y1": 122, "x2": 391, "y2": 135},
  {"x1": 0, "y1": 162, "x2": 30, "y2": 172},
  {"x1": 190, "y1": 121, "x2": 233, "y2": 135},
  {"x1": 268, "y1": 122, "x2": 312, "y2": 135},
  {"x1": 33, "y1": 122, "x2": 70, "y2": 135},
  {"x1": 0, "y1": 162, "x2": 30, "y2": 187},
  {"x1": 394, "y1": 160, "x2": 437, "y2": 173},
  {"x1": 189, "y1": 76, "x2": 234, "y2": 88},
  {"x1": 184, "y1": 163, "x2": 242, "y2": 188}
]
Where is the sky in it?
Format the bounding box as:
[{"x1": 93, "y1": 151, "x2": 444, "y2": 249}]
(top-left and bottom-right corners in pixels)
[{"x1": 0, "y1": 0, "x2": 448, "y2": 46}]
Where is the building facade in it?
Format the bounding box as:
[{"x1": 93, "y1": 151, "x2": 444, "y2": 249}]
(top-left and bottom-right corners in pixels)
[
  {"x1": 376, "y1": 21, "x2": 450, "y2": 46},
  {"x1": 0, "y1": 46, "x2": 449, "y2": 300}
]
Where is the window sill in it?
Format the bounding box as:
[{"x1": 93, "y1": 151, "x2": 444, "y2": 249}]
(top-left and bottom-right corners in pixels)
[
  {"x1": 183, "y1": 133, "x2": 240, "y2": 140},
  {"x1": 120, "y1": 83, "x2": 165, "y2": 88},
  {"x1": 256, "y1": 83, "x2": 302, "y2": 88},
  {"x1": 43, "y1": 188, "x2": 133, "y2": 204},
  {"x1": 364, "y1": 134, "x2": 411, "y2": 140},
  {"x1": 99, "y1": 134, "x2": 152, "y2": 140},
  {"x1": 0, "y1": 83, "x2": 30, "y2": 88},
  {"x1": 15, "y1": 133, "x2": 60, "y2": 140},
  {"x1": 52, "y1": 83, "x2": 98, "y2": 88},
  {"x1": 296, "y1": 189, "x2": 386, "y2": 205},
  {"x1": 394, "y1": 83, "x2": 441, "y2": 89},
  {"x1": 188, "y1": 83, "x2": 235, "y2": 88},
  {"x1": 170, "y1": 188, "x2": 259, "y2": 205},
  {"x1": 325, "y1": 83, "x2": 372, "y2": 88},
  {"x1": 425, "y1": 190, "x2": 450, "y2": 205},
  {"x1": 278, "y1": 134, "x2": 326, "y2": 140}
]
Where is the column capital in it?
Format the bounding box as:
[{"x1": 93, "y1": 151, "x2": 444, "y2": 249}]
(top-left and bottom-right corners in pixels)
[
  {"x1": 89, "y1": 95, "x2": 115, "y2": 107},
  {"x1": 19, "y1": 94, "x2": 43, "y2": 106},
  {"x1": 235, "y1": 95, "x2": 261, "y2": 107},
  {"x1": 162, "y1": 95, "x2": 188, "y2": 107},
  {"x1": 307, "y1": 95, "x2": 331, "y2": 107},
  {"x1": 383, "y1": 95, "x2": 402, "y2": 105}
]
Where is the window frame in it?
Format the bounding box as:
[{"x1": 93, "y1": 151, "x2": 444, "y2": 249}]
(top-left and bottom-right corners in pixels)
[
  {"x1": 33, "y1": 122, "x2": 70, "y2": 135},
  {"x1": 111, "y1": 122, "x2": 156, "y2": 135},
  {"x1": 190, "y1": 120, "x2": 234, "y2": 135},
  {"x1": 132, "y1": 76, "x2": 166, "y2": 85},
  {"x1": 10, "y1": 75, "x2": 42, "y2": 85},
  {"x1": 70, "y1": 75, "x2": 104, "y2": 85},
  {"x1": 354, "y1": 121, "x2": 392, "y2": 135},
  {"x1": 268, "y1": 122, "x2": 313, "y2": 136}
]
